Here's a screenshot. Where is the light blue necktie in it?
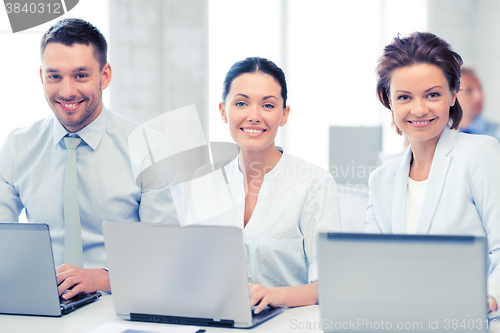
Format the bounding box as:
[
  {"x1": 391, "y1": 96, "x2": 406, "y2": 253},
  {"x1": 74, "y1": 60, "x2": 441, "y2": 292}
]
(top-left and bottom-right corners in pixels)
[{"x1": 63, "y1": 136, "x2": 83, "y2": 267}]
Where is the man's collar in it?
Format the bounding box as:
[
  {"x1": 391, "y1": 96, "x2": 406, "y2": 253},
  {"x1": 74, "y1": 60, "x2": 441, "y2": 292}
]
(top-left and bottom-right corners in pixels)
[{"x1": 52, "y1": 107, "x2": 109, "y2": 150}]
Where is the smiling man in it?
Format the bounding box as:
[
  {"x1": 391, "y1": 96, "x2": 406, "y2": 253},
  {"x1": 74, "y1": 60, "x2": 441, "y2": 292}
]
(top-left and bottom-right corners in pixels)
[
  {"x1": 42, "y1": 41, "x2": 108, "y2": 133},
  {"x1": 0, "y1": 19, "x2": 178, "y2": 298}
]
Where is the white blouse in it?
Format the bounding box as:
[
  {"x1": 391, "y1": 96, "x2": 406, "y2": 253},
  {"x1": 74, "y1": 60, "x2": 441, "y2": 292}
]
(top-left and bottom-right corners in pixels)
[
  {"x1": 172, "y1": 150, "x2": 340, "y2": 288},
  {"x1": 405, "y1": 177, "x2": 428, "y2": 234}
]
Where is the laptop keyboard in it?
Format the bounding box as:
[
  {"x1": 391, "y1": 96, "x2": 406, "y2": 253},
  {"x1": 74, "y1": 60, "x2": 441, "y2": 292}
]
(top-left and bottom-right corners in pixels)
[{"x1": 59, "y1": 293, "x2": 93, "y2": 305}]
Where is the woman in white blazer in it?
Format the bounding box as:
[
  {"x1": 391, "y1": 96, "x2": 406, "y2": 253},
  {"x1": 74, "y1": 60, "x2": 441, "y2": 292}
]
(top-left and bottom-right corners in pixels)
[{"x1": 365, "y1": 32, "x2": 500, "y2": 313}]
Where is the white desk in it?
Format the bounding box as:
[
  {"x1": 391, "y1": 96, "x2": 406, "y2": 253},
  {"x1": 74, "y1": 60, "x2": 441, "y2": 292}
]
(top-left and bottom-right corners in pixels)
[
  {"x1": 4, "y1": 295, "x2": 500, "y2": 333},
  {"x1": 1, "y1": 294, "x2": 322, "y2": 333}
]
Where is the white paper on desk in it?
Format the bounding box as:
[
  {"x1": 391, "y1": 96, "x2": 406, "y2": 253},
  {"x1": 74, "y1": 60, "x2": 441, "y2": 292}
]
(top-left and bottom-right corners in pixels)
[{"x1": 87, "y1": 322, "x2": 202, "y2": 333}]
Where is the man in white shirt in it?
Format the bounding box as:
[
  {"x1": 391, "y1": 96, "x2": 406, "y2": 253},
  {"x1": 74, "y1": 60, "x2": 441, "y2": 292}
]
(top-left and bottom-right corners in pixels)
[{"x1": 0, "y1": 18, "x2": 177, "y2": 299}]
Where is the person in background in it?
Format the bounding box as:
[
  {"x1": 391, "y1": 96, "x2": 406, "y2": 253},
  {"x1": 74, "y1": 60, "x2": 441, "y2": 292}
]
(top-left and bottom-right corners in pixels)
[
  {"x1": 365, "y1": 32, "x2": 500, "y2": 314},
  {"x1": 458, "y1": 67, "x2": 500, "y2": 141},
  {"x1": 0, "y1": 19, "x2": 177, "y2": 299}
]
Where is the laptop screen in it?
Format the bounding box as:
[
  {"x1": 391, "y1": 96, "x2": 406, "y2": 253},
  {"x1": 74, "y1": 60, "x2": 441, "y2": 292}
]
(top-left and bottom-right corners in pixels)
[
  {"x1": 318, "y1": 233, "x2": 487, "y2": 333},
  {"x1": 0, "y1": 223, "x2": 61, "y2": 316}
]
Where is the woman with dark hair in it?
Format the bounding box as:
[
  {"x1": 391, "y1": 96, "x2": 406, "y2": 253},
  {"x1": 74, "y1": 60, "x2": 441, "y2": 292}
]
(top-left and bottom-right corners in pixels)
[
  {"x1": 366, "y1": 32, "x2": 500, "y2": 312},
  {"x1": 189, "y1": 57, "x2": 339, "y2": 312}
]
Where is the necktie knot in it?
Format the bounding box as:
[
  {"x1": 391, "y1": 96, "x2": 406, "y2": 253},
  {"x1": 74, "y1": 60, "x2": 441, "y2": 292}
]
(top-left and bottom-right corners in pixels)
[{"x1": 64, "y1": 136, "x2": 82, "y2": 150}]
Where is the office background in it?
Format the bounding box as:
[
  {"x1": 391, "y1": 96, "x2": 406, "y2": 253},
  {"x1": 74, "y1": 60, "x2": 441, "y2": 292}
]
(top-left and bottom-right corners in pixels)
[{"x1": 0, "y1": 0, "x2": 498, "y2": 213}]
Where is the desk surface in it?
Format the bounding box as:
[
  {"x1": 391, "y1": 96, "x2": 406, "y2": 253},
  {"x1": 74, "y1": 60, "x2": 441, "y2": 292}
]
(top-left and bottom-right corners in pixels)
[
  {"x1": 1, "y1": 294, "x2": 322, "y2": 333},
  {"x1": 4, "y1": 295, "x2": 500, "y2": 333}
]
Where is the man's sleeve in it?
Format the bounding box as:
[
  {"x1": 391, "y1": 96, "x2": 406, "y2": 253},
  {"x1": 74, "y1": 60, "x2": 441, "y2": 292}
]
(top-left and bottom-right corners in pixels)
[
  {"x1": 132, "y1": 126, "x2": 181, "y2": 225},
  {"x1": 0, "y1": 135, "x2": 23, "y2": 221},
  {"x1": 139, "y1": 185, "x2": 180, "y2": 224}
]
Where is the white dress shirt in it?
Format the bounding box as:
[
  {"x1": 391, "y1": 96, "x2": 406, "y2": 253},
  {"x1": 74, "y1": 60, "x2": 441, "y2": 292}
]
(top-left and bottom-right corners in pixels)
[
  {"x1": 0, "y1": 107, "x2": 178, "y2": 268},
  {"x1": 176, "y1": 150, "x2": 340, "y2": 288}
]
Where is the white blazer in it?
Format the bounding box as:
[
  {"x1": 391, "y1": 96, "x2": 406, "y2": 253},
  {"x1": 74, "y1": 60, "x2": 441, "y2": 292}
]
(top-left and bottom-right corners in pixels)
[{"x1": 365, "y1": 126, "x2": 500, "y2": 304}]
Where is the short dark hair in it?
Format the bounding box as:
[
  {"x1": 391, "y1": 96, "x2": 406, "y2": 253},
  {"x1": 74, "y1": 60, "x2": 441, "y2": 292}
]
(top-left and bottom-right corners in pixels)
[
  {"x1": 376, "y1": 32, "x2": 463, "y2": 135},
  {"x1": 40, "y1": 18, "x2": 108, "y2": 70},
  {"x1": 222, "y1": 57, "x2": 287, "y2": 108}
]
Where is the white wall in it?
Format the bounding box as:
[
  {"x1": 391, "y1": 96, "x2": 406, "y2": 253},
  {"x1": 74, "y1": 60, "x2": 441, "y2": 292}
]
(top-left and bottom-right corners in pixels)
[
  {"x1": 428, "y1": 0, "x2": 500, "y2": 124},
  {"x1": 110, "y1": 0, "x2": 209, "y2": 134}
]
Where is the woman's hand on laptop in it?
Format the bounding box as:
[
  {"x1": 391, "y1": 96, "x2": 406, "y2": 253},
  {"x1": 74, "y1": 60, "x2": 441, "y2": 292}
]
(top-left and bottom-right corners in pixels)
[
  {"x1": 488, "y1": 297, "x2": 497, "y2": 312},
  {"x1": 56, "y1": 264, "x2": 111, "y2": 299},
  {"x1": 249, "y1": 283, "x2": 284, "y2": 314},
  {"x1": 249, "y1": 282, "x2": 319, "y2": 314}
]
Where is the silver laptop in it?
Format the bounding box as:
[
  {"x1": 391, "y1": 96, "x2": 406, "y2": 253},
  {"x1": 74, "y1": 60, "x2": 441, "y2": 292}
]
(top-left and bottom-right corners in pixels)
[
  {"x1": 318, "y1": 233, "x2": 487, "y2": 333},
  {"x1": 0, "y1": 223, "x2": 101, "y2": 316},
  {"x1": 103, "y1": 221, "x2": 283, "y2": 328}
]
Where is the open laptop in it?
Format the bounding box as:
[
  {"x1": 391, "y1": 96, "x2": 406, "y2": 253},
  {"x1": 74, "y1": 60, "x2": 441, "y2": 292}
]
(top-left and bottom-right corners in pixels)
[
  {"x1": 0, "y1": 223, "x2": 101, "y2": 316},
  {"x1": 103, "y1": 221, "x2": 283, "y2": 328},
  {"x1": 318, "y1": 233, "x2": 488, "y2": 333}
]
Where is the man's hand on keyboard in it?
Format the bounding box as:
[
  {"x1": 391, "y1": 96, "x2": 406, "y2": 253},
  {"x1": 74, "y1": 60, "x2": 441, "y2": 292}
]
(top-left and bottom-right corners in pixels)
[{"x1": 56, "y1": 264, "x2": 110, "y2": 299}]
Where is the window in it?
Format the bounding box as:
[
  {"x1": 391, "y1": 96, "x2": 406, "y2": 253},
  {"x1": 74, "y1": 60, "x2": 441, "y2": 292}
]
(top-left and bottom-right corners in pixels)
[{"x1": 209, "y1": 0, "x2": 428, "y2": 170}]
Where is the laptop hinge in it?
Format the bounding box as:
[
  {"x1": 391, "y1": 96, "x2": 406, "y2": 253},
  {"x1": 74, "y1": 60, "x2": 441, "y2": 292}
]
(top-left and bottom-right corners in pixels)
[{"x1": 130, "y1": 313, "x2": 235, "y2": 327}]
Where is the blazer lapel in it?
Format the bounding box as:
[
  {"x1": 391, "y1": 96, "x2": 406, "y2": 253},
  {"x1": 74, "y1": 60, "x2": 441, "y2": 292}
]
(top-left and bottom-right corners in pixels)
[
  {"x1": 388, "y1": 147, "x2": 412, "y2": 234},
  {"x1": 416, "y1": 127, "x2": 456, "y2": 234}
]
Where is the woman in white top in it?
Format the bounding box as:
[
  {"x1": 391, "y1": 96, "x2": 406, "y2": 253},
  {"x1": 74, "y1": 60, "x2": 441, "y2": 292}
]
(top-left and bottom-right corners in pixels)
[
  {"x1": 365, "y1": 32, "x2": 500, "y2": 313},
  {"x1": 214, "y1": 57, "x2": 339, "y2": 313}
]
